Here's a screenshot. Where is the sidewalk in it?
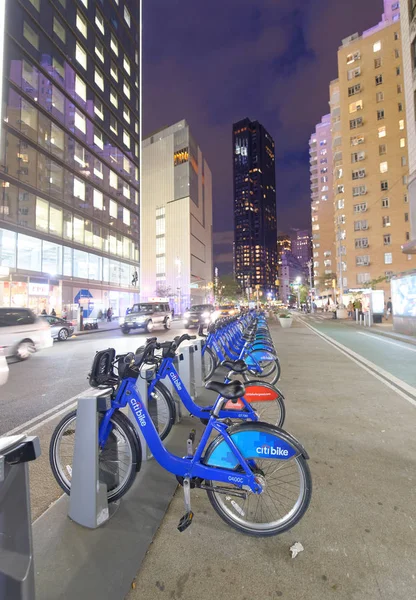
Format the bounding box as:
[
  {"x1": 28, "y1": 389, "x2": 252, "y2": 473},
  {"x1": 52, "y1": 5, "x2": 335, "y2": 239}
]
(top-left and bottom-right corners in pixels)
[
  {"x1": 126, "y1": 319, "x2": 416, "y2": 600},
  {"x1": 73, "y1": 318, "x2": 120, "y2": 336}
]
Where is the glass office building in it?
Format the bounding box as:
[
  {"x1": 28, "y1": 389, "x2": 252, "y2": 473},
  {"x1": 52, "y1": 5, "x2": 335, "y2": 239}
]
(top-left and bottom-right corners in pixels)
[{"x1": 0, "y1": 0, "x2": 140, "y2": 317}]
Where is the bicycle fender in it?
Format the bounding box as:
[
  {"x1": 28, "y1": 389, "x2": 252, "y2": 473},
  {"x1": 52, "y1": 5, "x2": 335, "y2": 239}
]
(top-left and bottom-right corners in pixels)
[
  {"x1": 245, "y1": 349, "x2": 275, "y2": 365},
  {"x1": 203, "y1": 422, "x2": 309, "y2": 470}
]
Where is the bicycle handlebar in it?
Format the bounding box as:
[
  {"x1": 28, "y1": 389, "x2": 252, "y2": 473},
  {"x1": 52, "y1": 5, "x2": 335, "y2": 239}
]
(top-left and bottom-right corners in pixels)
[{"x1": 133, "y1": 334, "x2": 197, "y2": 366}]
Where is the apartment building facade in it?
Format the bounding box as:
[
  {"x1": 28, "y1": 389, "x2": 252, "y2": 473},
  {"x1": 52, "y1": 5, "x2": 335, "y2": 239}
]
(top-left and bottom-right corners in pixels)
[
  {"x1": 310, "y1": 114, "x2": 335, "y2": 293},
  {"x1": 333, "y1": 0, "x2": 413, "y2": 292}
]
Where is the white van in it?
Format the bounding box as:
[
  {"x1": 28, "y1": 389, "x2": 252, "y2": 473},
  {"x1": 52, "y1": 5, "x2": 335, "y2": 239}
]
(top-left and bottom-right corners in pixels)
[{"x1": 0, "y1": 308, "x2": 53, "y2": 360}]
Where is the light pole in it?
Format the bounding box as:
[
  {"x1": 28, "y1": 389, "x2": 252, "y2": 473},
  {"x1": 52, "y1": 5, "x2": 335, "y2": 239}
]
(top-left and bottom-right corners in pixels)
[
  {"x1": 306, "y1": 259, "x2": 313, "y2": 312},
  {"x1": 295, "y1": 276, "x2": 302, "y2": 309},
  {"x1": 175, "y1": 258, "x2": 182, "y2": 315}
]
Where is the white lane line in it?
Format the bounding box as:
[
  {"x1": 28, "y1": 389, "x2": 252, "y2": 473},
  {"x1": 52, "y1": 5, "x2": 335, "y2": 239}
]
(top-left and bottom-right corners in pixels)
[
  {"x1": 2, "y1": 388, "x2": 93, "y2": 437},
  {"x1": 300, "y1": 319, "x2": 416, "y2": 408},
  {"x1": 357, "y1": 331, "x2": 416, "y2": 353}
]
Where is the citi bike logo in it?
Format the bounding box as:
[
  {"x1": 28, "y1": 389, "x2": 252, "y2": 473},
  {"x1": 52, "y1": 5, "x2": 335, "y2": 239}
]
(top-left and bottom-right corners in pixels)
[
  {"x1": 131, "y1": 398, "x2": 146, "y2": 427},
  {"x1": 169, "y1": 371, "x2": 182, "y2": 392},
  {"x1": 256, "y1": 445, "x2": 289, "y2": 457}
]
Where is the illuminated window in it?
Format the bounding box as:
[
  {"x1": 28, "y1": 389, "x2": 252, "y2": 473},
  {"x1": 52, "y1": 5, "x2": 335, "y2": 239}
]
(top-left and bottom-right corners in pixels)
[
  {"x1": 400, "y1": 137, "x2": 406, "y2": 148},
  {"x1": 75, "y1": 75, "x2": 87, "y2": 101},
  {"x1": 76, "y1": 11, "x2": 87, "y2": 38},
  {"x1": 123, "y1": 56, "x2": 131, "y2": 75},
  {"x1": 123, "y1": 130, "x2": 130, "y2": 148},
  {"x1": 399, "y1": 119, "x2": 404, "y2": 130},
  {"x1": 95, "y1": 10, "x2": 105, "y2": 35},
  {"x1": 124, "y1": 6, "x2": 131, "y2": 27},
  {"x1": 110, "y1": 88, "x2": 118, "y2": 107},
  {"x1": 36, "y1": 198, "x2": 49, "y2": 232},
  {"x1": 378, "y1": 126, "x2": 386, "y2": 138},
  {"x1": 380, "y1": 161, "x2": 388, "y2": 173},
  {"x1": 93, "y1": 189, "x2": 103, "y2": 210},
  {"x1": 53, "y1": 17, "x2": 66, "y2": 43},
  {"x1": 74, "y1": 110, "x2": 86, "y2": 133},
  {"x1": 109, "y1": 200, "x2": 117, "y2": 218},
  {"x1": 373, "y1": 41, "x2": 381, "y2": 52},
  {"x1": 95, "y1": 39, "x2": 104, "y2": 63},
  {"x1": 95, "y1": 68, "x2": 104, "y2": 91},
  {"x1": 94, "y1": 127, "x2": 103, "y2": 149},
  {"x1": 349, "y1": 99, "x2": 363, "y2": 113},
  {"x1": 73, "y1": 177, "x2": 85, "y2": 200},
  {"x1": 80, "y1": 0, "x2": 88, "y2": 6},
  {"x1": 110, "y1": 115, "x2": 118, "y2": 135},
  {"x1": 110, "y1": 61, "x2": 118, "y2": 81},
  {"x1": 23, "y1": 22, "x2": 39, "y2": 49},
  {"x1": 76, "y1": 42, "x2": 87, "y2": 69},
  {"x1": 109, "y1": 171, "x2": 118, "y2": 189},
  {"x1": 384, "y1": 253, "x2": 392, "y2": 264},
  {"x1": 94, "y1": 100, "x2": 104, "y2": 120},
  {"x1": 123, "y1": 208, "x2": 130, "y2": 226},
  {"x1": 382, "y1": 216, "x2": 390, "y2": 227},
  {"x1": 123, "y1": 105, "x2": 131, "y2": 124},
  {"x1": 28, "y1": 0, "x2": 40, "y2": 10},
  {"x1": 110, "y1": 34, "x2": 118, "y2": 55},
  {"x1": 123, "y1": 81, "x2": 131, "y2": 99}
]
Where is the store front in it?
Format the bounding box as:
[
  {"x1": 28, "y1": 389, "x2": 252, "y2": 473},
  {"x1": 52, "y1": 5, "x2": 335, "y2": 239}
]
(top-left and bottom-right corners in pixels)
[{"x1": 0, "y1": 277, "x2": 61, "y2": 314}]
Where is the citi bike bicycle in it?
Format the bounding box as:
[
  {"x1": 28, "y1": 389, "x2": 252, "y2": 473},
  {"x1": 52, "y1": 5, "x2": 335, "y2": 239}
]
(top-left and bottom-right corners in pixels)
[
  {"x1": 49, "y1": 341, "x2": 311, "y2": 537},
  {"x1": 141, "y1": 334, "x2": 286, "y2": 440},
  {"x1": 201, "y1": 313, "x2": 281, "y2": 385}
]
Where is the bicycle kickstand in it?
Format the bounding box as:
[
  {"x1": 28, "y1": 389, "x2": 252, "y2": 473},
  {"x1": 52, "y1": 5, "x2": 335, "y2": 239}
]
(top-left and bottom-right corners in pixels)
[{"x1": 177, "y1": 476, "x2": 194, "y2": 532}]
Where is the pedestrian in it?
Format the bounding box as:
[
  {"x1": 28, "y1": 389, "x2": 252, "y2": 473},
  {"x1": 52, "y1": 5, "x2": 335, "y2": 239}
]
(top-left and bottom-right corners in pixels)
[
  {"x1": 347, "y1": 301, "x2": 354, "y2": 319},
  {"x1": 386, "y1": 297, "x2": 393, "y2": 319},
  {"x1": 62, "y1": 306, "x2": 68, "y2": 320},
  {"x1": 41, "y1": 308, "x2": 47, "y2": 315},
  {"x1": 51, "y1": 308, "x2": 56, "y2": 317},
  {"x1": 107, "y1": 307, "x2": 112, "y2": 322},
  {"x1": 171, "y1": 307, "x2": 175, "y2": 319}
]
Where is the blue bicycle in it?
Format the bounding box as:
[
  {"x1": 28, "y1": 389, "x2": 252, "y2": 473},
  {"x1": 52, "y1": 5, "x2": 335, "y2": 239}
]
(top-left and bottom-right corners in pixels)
[{"x1": 50, "y1": 342, "x2": 311, "y2": 536}]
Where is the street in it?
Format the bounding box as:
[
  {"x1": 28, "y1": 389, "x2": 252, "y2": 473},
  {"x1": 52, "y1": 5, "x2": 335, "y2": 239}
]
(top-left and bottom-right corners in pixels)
[{"x1": 0, "y1": 321, "x2": 189, "y2": 436}]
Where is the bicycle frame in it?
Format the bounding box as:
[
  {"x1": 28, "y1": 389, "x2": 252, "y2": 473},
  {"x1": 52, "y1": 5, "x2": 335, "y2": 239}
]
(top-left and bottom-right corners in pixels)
[
  {"x1": 148, "y1": 356, "x2": 259, "y2": 420},
  {"x1": 98, "y1": 378, "x2": 263, "y2": 491}
]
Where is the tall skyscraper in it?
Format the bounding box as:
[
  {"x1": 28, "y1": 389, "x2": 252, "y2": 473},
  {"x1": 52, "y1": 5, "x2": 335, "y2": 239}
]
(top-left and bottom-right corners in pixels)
[
  {"x1": 310, "y1": 113, "x2": 335, "y2": 293},
  {"x1": 399, "y1": 0, "x2": 416, "y2": 255},
  {"x1": 0, "y1": 0, "x2": 140, "y2": 316},
  {"x1": 333, "y1": 0, "x2": 413, "y2": 292},
  {"x1": 233, "y1": 118, "x2": 278, "y2": 295},
  {"x1": 141, "y1": 120, "x2": 213, "y2": 314},
  {"x1": 290, "y1": 229, "x2": 312, "y2": 270}
]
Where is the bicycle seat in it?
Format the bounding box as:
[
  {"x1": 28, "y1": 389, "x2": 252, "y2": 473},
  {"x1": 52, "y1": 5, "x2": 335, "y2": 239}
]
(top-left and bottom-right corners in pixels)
[
  {"x1": 221, "y1": 359, "x2": 248, "y2": 373},
  {"x1": 205, "y1": 380, "x2": 245, "y2": 399}
]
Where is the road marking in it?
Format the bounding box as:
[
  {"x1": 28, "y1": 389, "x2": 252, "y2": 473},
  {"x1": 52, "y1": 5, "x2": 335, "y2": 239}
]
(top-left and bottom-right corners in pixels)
[
  {"x1": 357, "y1": 331, "x2": 416, "y2": 353},
  {"x1": 2, "y1": 388, "x2": 93, "y2": 437},
  {"x1": 300, "y1": 318, "x2": 416, "y2": 408}
]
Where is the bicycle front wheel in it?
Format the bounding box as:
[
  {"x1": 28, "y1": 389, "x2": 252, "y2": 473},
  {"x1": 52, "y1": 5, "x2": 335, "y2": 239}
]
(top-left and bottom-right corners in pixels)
[
  {"x1": 244, "y1": 356, "x2": 281, "y2": 385},
  {"x1": 202, "y1": 346, "x2": 216, "y2": 381},
  {"x1": 49, "y1": 410, "x2": 139, "y2": 503},
  {"x1": 148, "y1": 381, "x2": 176, "y2": 440}
]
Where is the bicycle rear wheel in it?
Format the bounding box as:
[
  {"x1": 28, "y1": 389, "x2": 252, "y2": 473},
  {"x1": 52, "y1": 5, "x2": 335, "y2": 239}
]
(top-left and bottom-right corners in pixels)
[
  {"x1": 204, "y1": 423, "x2": 311, "y2": 536},
  {"x1": 243, "y1": 381, "x2": 285, "y2": 427},
  {"x1": 148, "y1": 381, "x2": 176, "y2": 440},
  {"x1": 244, "y1": 357, "x2": 281, "y2": 385},
  {"x1": 49, "y1": 410, "x2": 140, "y2": 503}
]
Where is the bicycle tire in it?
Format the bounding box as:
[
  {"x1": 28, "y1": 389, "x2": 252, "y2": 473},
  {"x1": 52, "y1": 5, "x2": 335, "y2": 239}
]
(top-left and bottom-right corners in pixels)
[
  {"x1": 244, "y1": 356, "x2": 281, "y2": 385},
  {"x1": 204, "y1": 422, "x2": 312, "y2": 537},
  {"x1": 148, "y1": 381, "x2": 177, "y2": 439},
  {"x1": 49, "y1": 409, "x2": 140, "y2": 503},
  {"x1": 202, "y1": 346, "x2": 216, "y2": 381}
]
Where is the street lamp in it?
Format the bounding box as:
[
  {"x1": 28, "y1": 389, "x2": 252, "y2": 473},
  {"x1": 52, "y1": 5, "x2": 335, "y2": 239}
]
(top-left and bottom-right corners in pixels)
[{"x1": 295, "y1": 276, "x2": 302, "y2": 309}]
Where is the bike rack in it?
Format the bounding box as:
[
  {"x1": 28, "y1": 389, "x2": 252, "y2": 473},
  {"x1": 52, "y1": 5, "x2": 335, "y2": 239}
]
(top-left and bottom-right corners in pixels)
[
  {"x1": 0, "y1": 434, "x2": 41, "y2": 600},
  {"x1": 163, "y1": 356, "x2": 183, "y2": 423},
  {"x1": 192, "y1": 339, "x2": 203, "y2": 392},
  {"x1": 178, "y1": 342, "x2": 194, "y2": 401},
  {"x1": 68, "y1": 390, "x2": 116, "y2": 529}
]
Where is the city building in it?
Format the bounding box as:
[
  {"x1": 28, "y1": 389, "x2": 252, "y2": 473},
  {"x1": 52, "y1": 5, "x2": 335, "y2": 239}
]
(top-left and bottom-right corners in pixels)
[
  {"x1": 290, "y1": 229, "x2": 312, "y2": 270},
  {"x1": 0, "y1": 0, "x2": 141, "y2": 317},
  {"x1": 141, "y1": 120, "x2": 213, "y2": 314},
  {"x1": 278, "y1": 250, "x2": 304, "y2": 304},
  {"x1": 400, "y1": 0, "x2": 416, "y2": 254},
  {"x1": 333, "y1": 0, "x2": 413, "y2": 294},
  {"x1": 277, "y1": 233, "x2": 291, "y2": 265},
  {"x1": 310, "y1": 114, "x2": 335, "y2": 294},
  {"x1": 233, "y1": 118, "x2": 278, "y2": 295}
]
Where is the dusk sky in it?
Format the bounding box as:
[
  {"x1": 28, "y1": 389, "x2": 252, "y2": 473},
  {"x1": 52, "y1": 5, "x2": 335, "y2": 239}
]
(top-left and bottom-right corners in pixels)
[{"x1": 143, "y1": 0, "x2": 382, "y2": 273}]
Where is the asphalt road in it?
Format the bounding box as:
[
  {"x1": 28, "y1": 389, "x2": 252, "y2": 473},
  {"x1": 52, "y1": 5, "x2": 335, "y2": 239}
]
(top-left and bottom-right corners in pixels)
[
  {"x1": 299, "y1": 313, "x2": 416, "y2": 390},
  {"x1": 0, "y1": 321, "x2": 189, "y2": 435}
]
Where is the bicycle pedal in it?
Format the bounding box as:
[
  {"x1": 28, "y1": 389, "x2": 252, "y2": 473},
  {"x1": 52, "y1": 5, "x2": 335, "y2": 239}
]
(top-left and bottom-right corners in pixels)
[{"x1": 177, "y1": 511, "x2": 194, "y2": 532}]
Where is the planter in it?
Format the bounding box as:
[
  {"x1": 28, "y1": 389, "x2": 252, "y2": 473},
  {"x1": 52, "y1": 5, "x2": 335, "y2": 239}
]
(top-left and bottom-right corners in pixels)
[{"x1": 278, "y1": 317, "x2": 293, "y2": 328}]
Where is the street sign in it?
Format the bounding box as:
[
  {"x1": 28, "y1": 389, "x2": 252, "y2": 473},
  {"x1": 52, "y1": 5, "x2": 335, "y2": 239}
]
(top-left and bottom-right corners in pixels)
[{"x1": 74, "y1": 289, "x2": 93, "y2": 303}]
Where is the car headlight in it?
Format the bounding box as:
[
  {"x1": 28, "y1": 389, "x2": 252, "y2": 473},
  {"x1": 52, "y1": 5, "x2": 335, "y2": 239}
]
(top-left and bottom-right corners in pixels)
[
  {"x1": 230, "y1": 309, "x2": 235, "y2": 315},
  {"x1": 184, "y1": 312, "x2": 190, "y2": 318},
  {"x1": 205, "y1": 318, "x2": 210, "y2": 324},
  {"x1": 202, "y1": 311, "x2": 210, "y2": 318}
]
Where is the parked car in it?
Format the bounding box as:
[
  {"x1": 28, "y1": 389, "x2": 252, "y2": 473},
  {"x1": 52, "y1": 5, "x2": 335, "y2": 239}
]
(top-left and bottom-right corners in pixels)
[
  {"x1": 40, "y1": 315, "x2": 75, "y2": 341},
  {"x1": 183, "y1": 304, "x2": 215, "y2": 329},
  {"x1": 0, "y1": 308, "x2": 53, "y2": 360},
  {"x1": 120, "y1": 302, "x2": 172, "y2": 334}
]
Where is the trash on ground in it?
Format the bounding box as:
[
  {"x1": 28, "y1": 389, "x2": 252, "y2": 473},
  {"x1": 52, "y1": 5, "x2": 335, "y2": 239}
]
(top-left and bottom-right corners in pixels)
[{"x1": 290, "y1": 542, "x2": 304, "y2": 558}]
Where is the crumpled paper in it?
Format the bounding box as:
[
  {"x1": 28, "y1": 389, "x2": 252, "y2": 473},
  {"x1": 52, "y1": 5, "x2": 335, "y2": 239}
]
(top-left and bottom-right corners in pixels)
[{"x1": 290, "y1": 542, "x2": 304, "y2": 558}]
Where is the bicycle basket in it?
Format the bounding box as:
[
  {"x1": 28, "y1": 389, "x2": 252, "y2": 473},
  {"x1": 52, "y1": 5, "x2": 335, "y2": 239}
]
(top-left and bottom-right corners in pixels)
[{"x1": 89, "y1": 348, "x2": 117, "y2": 387}]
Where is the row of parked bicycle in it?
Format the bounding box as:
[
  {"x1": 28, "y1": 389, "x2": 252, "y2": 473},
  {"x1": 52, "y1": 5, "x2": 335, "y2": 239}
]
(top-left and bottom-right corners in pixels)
[{"x1": 49, "y1": 311, "x2": 312, "y2": 537}]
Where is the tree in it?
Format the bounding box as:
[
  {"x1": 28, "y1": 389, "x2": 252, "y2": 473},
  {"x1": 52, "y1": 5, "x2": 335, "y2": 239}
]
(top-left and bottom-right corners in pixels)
[
  {"x1": 316, "y1": 272, "x2": 337, "y2": 292},
  {"x1": 155, "y1": 284, "x2": 172, "y2": 298},
  {"x1": 215, "y1": 274, "x2": 243, "y2": 303},
  {"x1": 299, "y1": 284, "x2": 310, "y2": 304},
  {"x1": 363, "y1": 274, "x2": 389, "y2": 289}
]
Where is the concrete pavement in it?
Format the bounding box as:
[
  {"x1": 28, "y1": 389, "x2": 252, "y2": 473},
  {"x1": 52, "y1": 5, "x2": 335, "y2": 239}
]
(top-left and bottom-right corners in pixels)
[{"x1": 126, "y1": 318, "x2": 416, "y2": 600}]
